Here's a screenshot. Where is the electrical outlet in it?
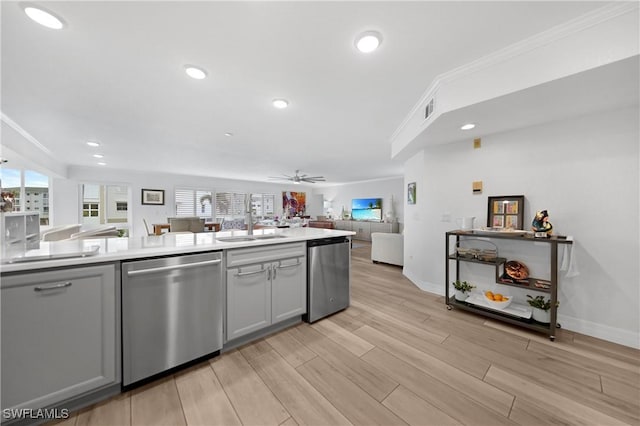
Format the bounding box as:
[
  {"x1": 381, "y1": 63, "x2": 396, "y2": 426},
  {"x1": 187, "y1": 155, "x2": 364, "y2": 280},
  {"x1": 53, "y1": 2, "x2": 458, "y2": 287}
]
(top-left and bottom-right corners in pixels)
[{"x1": 442, "y1": 213, "x2": 451, "y2": 222}]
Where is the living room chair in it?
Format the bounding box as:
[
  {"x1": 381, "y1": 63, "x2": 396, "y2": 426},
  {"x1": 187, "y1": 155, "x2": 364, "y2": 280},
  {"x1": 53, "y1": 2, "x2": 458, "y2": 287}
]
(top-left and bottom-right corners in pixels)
[
  {"x1": 371, "y1": 232, "x2": 404, "y2": 266},
  {"x1": 169, "y1": 217, "x2": 205, "y2": 233},
  {"x1": 41, "y1": 224, "x2": 82, "y2": 241},
  {"x1": 69, "y1": 226, "x2": 119, "y2": 239},
  {"x1": 142, "y1": 218, "x2": 154, "y2": 236}
]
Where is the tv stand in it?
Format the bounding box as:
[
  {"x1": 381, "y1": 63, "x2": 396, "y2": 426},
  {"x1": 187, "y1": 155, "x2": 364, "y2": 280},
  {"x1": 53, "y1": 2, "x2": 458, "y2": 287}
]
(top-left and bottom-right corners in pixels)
[{"x1": 334, "y1": 220, "x2": 398, "y2": 241}]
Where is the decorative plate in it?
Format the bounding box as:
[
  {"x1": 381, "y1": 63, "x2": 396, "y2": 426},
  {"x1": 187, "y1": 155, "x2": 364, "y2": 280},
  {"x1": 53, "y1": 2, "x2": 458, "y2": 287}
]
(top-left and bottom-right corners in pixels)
[{"x1": 505, "y1": 260, "x2": 529, "y2": 280}]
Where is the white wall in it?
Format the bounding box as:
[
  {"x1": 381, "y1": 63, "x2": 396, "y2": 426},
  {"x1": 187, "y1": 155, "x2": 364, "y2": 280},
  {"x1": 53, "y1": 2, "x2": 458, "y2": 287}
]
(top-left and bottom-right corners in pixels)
[
  {"x1": 53, "y1": 167, "x2": 320, "y2": 237},
  {"x1": 402, "y1": 153, "x2": 427, "y2": 290},
  {"x1": 314, "y1": 177, "x2": 404, "y2": 225},
  {"x1": 402, "y1": 106, "x2": 639, "y2": 348},
  {"x1": 391, "y1": 4, "x2": 639, "y2": 159}
]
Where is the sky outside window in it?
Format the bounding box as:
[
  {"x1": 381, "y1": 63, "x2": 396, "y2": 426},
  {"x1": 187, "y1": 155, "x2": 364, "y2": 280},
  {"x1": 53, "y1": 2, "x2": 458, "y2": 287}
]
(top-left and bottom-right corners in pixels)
[
  {"x1": 25, "y1": 170, "x2": 49, "y2": 187},
  {"x1": 0, "y1": 168, "x2": 21, "y2": 188}
]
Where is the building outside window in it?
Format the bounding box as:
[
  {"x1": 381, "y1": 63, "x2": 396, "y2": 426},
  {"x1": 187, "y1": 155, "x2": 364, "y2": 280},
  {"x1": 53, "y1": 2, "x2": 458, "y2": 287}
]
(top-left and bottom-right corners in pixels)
[
  {"x1": 0, "y1": 168, "x2": 50, "y2": 225},
  {"x1": 80, "y1": 184, "x2": 130, "y2": 235}
]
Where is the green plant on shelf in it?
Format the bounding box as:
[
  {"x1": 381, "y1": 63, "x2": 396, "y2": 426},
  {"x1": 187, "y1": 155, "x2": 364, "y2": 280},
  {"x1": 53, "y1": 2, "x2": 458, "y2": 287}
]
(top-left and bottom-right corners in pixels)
[
  {"x1": 526, "y1": 295, "x2": 559, "y2": 311},
  {"x1": 452, "y1": 280, "x2": 475, "y2": 293}
]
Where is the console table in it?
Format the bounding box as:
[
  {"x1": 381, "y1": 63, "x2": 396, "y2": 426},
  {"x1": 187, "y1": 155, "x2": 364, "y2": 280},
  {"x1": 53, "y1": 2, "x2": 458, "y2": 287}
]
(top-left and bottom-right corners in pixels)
[{"x1": 308, "y1": 220, "x2": 335, "y2": 229}]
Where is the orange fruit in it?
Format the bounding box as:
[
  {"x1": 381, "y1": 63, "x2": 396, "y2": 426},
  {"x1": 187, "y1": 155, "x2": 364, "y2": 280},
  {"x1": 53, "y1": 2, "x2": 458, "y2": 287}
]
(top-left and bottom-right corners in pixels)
[{"x1": 494, "y1": 294, "x2": 503, "y2": 301}]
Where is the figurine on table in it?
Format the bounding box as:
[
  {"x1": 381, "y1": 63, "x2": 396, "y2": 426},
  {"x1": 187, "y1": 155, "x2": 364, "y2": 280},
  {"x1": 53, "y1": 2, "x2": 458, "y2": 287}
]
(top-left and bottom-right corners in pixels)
[{"x1": 531, "y1": 210, "x2": 553, "y2": 236}]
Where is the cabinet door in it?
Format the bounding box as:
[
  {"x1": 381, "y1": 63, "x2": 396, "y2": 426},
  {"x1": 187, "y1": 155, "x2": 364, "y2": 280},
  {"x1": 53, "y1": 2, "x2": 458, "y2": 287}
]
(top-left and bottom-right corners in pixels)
[
  {"x1": 271, "y1": 257, "x2": 307, "y2": 323},
  {"x1": 370, "y1": 222, "x2": 398, "y2": 234},
  {"x1": 226, "y1": 264, "x2": 271, "y2": 340},
  {"x1": 335, "y1": 221, "x2": 351, "y2": 231},
  {"x1": 353, "y1": 222, "x2": 371, "y2": 240},
  {"x1": 1, "y1": 264, "x2": 117, "y2": 411}
]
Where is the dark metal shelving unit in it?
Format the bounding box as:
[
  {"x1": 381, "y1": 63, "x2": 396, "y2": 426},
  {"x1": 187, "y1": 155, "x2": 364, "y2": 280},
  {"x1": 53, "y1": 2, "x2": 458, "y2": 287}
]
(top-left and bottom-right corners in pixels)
[{"x1": 445, "y1": 230, "x2": 573, "y2": 341}]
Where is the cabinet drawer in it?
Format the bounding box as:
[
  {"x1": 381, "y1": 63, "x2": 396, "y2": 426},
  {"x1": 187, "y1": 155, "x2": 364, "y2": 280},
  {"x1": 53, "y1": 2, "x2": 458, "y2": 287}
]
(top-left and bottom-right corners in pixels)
[
  {"x1": 226, "y1": 242, "x2": 306, "y2": 267},
  {"x1": 1, "y1": 264, "x2": 118, "y2": 410}
]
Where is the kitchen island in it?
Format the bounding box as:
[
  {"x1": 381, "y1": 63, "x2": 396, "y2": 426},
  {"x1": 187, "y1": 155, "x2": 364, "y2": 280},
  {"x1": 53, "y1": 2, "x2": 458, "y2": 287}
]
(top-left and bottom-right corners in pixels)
[
  {"x1": 1, "y1": 227, "x2": 353, "y2": 273},
  {"x1": 0, "y1": 227, "x2": 354, "y2": 424}
]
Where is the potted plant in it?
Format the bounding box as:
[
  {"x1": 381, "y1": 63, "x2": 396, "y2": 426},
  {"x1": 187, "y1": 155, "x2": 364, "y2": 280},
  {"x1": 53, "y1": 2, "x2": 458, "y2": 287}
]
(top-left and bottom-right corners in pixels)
[
  {"x1": 452, "y1": 280, "x2": 475, "y2": 301},
  {"x1": 526, "y1": 295, "x2": 558, "y2": 323}
]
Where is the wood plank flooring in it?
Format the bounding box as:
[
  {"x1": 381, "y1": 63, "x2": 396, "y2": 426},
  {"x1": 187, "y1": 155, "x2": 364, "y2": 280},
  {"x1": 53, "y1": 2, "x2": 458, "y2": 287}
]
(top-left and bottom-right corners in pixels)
[{"x1": 58, "y1": 242, "x2": 640, "y2": 426}]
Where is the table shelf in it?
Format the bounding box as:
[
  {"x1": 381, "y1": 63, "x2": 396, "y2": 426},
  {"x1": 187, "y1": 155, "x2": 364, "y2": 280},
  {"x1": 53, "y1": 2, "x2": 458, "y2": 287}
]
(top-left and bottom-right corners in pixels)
[{"x1": 445, "y1": 230, "x2": 572, "y2": 341}]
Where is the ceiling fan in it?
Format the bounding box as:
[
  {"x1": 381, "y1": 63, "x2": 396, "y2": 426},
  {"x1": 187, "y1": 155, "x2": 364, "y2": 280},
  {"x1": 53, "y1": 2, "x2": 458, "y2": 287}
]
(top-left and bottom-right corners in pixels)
[{"x1": 268, "y1": 170, "x2": 326, "y2": 184}]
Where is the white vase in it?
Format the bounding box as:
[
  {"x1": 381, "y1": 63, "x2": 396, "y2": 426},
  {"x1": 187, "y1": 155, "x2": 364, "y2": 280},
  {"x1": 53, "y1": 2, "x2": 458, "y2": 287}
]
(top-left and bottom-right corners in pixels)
[
  {"x1": 532, "y1": 307, "x2": 551, "y2": 323},
  {"x1": 454, "y1": 290, "x2": 469, "y2": 301}
]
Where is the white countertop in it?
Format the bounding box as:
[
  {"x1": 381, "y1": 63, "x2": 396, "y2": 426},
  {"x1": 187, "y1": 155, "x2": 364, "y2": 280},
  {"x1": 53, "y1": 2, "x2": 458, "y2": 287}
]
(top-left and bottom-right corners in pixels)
[{"x1": 0, "y1": 228, "x2": 354, "y2": 274}]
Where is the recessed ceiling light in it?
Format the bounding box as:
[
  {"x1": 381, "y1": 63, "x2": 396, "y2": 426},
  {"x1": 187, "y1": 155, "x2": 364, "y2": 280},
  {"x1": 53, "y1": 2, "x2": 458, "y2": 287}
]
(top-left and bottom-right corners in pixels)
[
  {"x1": 461, "y1": 123, "x2": 476, "y2": 130},
  {"x1": 24, "y1": 6, "x2": 65, "y2": 30},
  {"x1": 93, "y1": 153, "x2": 104, "y2": 158},
  {"x1": 86, "y1": 141, "x2": 100, "y2": 147},
  {"x1": 272, "y1": 99, "x2": 289, "y2": 109},
  {"x1": 224, "y1": 132, "x2": 233, "y2": 137},
  {"x1": 355, "y1": 31, "x2": 382, "y2": 53},
  {"x1": 97, "y1": 162, "x2": 107, "y2": 166},
  {"x1": 184, "y1": 65, "x2": 207, "y2": 80}
]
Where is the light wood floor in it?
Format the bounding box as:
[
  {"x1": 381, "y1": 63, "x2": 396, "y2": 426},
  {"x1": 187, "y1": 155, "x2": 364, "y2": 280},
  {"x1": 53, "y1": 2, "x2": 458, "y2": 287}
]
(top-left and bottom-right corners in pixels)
[{"x1": 57, "y1": 242, "x2": 639, "y2": 426}]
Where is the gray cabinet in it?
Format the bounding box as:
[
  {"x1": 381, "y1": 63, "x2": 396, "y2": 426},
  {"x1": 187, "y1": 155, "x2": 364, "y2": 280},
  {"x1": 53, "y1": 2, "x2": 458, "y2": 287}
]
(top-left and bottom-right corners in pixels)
[
  {"x1": 1, "y1": 264, "x2": 119, "y2": 411},
  {"x1": 226, "y1": 264, "x2": 271, "y2": 340},
  {"x1": 371, "y1": 222, "x2": 399, "y2": 235},
  {"x1": 334, "y1": 220, "x2": 352, "y2": 231},
  {"x1": 226, "y1": 243, "x2": 306, "y2": 341},
  {"x1": 335, "y1": 221, "x2": 398, "y2": 241},
  {"x1": 271, "y1": 256, "x2": 306, "y2": 323}
]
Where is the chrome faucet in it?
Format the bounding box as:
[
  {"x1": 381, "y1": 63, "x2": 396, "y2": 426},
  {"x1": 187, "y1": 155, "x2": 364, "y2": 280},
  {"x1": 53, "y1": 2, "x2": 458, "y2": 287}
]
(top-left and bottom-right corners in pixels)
[{"x1": 245, "y1": 193, "x2": 253, "y2": 235}]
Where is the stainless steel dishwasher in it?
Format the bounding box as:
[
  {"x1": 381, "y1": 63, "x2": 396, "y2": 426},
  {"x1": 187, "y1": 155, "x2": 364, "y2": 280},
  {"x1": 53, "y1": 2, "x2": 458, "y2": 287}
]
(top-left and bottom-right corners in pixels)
[
  {"x1": 122, "y1": 251, "x2": 223, "y2": 387},
  {"x1": 305, "y1": 237, "x2": 351, "y2": 323}
]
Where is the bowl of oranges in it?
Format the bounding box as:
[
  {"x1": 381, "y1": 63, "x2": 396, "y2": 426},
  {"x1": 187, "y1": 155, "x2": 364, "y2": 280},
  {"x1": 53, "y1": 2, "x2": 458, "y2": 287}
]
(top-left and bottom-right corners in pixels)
[{"x1": 484, "y1": 290, "x2": 512, "y2": 310}]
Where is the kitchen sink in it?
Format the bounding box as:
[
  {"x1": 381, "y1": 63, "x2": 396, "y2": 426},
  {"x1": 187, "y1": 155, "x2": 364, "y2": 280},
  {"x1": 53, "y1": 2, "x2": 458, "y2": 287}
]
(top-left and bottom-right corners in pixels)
[
  {"x1": 216, "y1": 236, "x2": 257, "y2": 242},
  {"x1": 252, "y1": 235, "x2": 287, "y2": 240},
  {"x1": 216, "y1": 234, "x2": 288, "y2": 243}
]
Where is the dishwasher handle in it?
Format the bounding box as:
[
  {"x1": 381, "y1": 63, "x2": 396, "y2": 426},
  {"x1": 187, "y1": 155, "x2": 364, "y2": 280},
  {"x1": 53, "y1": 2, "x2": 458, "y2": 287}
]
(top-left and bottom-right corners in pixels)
[{"x1": 126, "y1": 259, "x2": 221, "y2": 277}]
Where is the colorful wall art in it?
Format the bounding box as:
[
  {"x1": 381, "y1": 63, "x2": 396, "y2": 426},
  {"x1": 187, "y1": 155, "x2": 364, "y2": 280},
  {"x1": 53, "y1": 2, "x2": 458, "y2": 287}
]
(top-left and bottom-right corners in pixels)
[{"x1": 283, "y1": 191, "x2": 306, "y2": 217}]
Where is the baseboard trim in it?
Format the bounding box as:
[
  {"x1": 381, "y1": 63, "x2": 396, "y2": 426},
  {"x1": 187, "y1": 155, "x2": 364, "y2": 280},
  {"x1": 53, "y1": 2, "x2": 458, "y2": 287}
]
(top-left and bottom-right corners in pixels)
[
  {"x1": 402, "y1": 269, "x2": 442, "y2": 295},
  {"x1": 401, "y1": 269, "x2": 639, "y2": 349},
  {"x1": 558, "y1": 314, "x2": 640, "y2": 349}
]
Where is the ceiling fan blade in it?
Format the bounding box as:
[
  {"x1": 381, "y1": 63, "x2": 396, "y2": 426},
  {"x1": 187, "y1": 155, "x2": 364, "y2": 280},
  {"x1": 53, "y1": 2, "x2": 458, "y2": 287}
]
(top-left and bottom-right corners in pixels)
[{"x1": 303, "y1": 176, "x2": 324, "y2": 180}]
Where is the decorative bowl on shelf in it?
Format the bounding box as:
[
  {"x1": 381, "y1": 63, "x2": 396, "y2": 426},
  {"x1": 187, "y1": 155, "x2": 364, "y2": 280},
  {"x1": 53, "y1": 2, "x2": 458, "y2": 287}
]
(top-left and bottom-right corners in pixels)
[
  {"x1": 505, "y1": 260, "x2": 529, "y2": 280},
  {"x1": 483, "y1": 290, "x2": 512, "y2": 310}
]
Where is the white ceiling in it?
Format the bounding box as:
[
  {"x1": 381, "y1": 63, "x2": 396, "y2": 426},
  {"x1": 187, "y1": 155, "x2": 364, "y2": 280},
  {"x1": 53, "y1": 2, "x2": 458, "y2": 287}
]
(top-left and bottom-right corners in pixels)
[{"x1": 1, "y1": 1, "x2": 613, "y2": 185}]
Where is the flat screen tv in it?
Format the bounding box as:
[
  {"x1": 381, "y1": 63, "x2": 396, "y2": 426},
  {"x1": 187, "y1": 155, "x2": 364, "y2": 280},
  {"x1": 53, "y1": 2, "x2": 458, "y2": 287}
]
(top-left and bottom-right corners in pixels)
[{"x1": 351, "y1": 198, "x2": 382, "y2": 221}]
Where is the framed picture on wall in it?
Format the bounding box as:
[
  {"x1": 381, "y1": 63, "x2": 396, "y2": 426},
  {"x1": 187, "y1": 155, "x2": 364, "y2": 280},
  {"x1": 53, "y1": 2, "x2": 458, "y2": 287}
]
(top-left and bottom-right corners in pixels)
[
  {"x1": 487, "y1": 195, "x2": 524, "y2": 229},
  {"x1": 141, "y1": 189, "x2": 165, "y2": 205},
  {"x1": 407, "y1": 182, "x2": 416, "y2": 205}
]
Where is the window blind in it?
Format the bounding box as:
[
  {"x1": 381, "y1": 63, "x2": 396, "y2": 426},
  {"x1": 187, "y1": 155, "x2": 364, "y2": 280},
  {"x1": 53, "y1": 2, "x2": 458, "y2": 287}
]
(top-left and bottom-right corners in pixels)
[{"x1": 175, "y1": 188, "x2": 213, "y2": 219}]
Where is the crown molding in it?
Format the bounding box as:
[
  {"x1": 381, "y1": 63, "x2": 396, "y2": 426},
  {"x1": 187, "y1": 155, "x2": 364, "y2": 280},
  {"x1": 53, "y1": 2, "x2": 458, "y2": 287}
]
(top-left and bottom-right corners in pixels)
[
  {"x1": 1, "y1": 112, "x2": 52, "y2": 155},
  {"x1": 390, "y1": 2, "x2": 639, "y2": 144}
]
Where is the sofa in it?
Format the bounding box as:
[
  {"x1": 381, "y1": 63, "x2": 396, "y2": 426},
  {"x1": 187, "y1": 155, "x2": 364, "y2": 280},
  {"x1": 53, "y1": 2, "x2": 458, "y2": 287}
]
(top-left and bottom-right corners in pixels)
[{"x1": 371, "y1": 232, "x2": 404, "y2": 266}]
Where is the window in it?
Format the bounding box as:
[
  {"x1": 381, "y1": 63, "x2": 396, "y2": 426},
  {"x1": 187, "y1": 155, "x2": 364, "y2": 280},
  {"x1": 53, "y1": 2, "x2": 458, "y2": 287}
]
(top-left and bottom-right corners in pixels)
[
  {"x1": 251, "y1": 193, "x2": 276, "y2": 219},
  {"x1": 0, "y1": 168, "x2": 50, "y2": 225},
  {"x1": 215, "y1": 192, "x2": 246, "y2": 221},
  {"x1": 174, "y1": 188, "x2": 213, "y2": 220},
  {"x1": 83, "y1": 202, "x2": 99, "y2": 217},
  {"x1": 80, "y1": 184, "x2": 130, "y2": 232}
]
